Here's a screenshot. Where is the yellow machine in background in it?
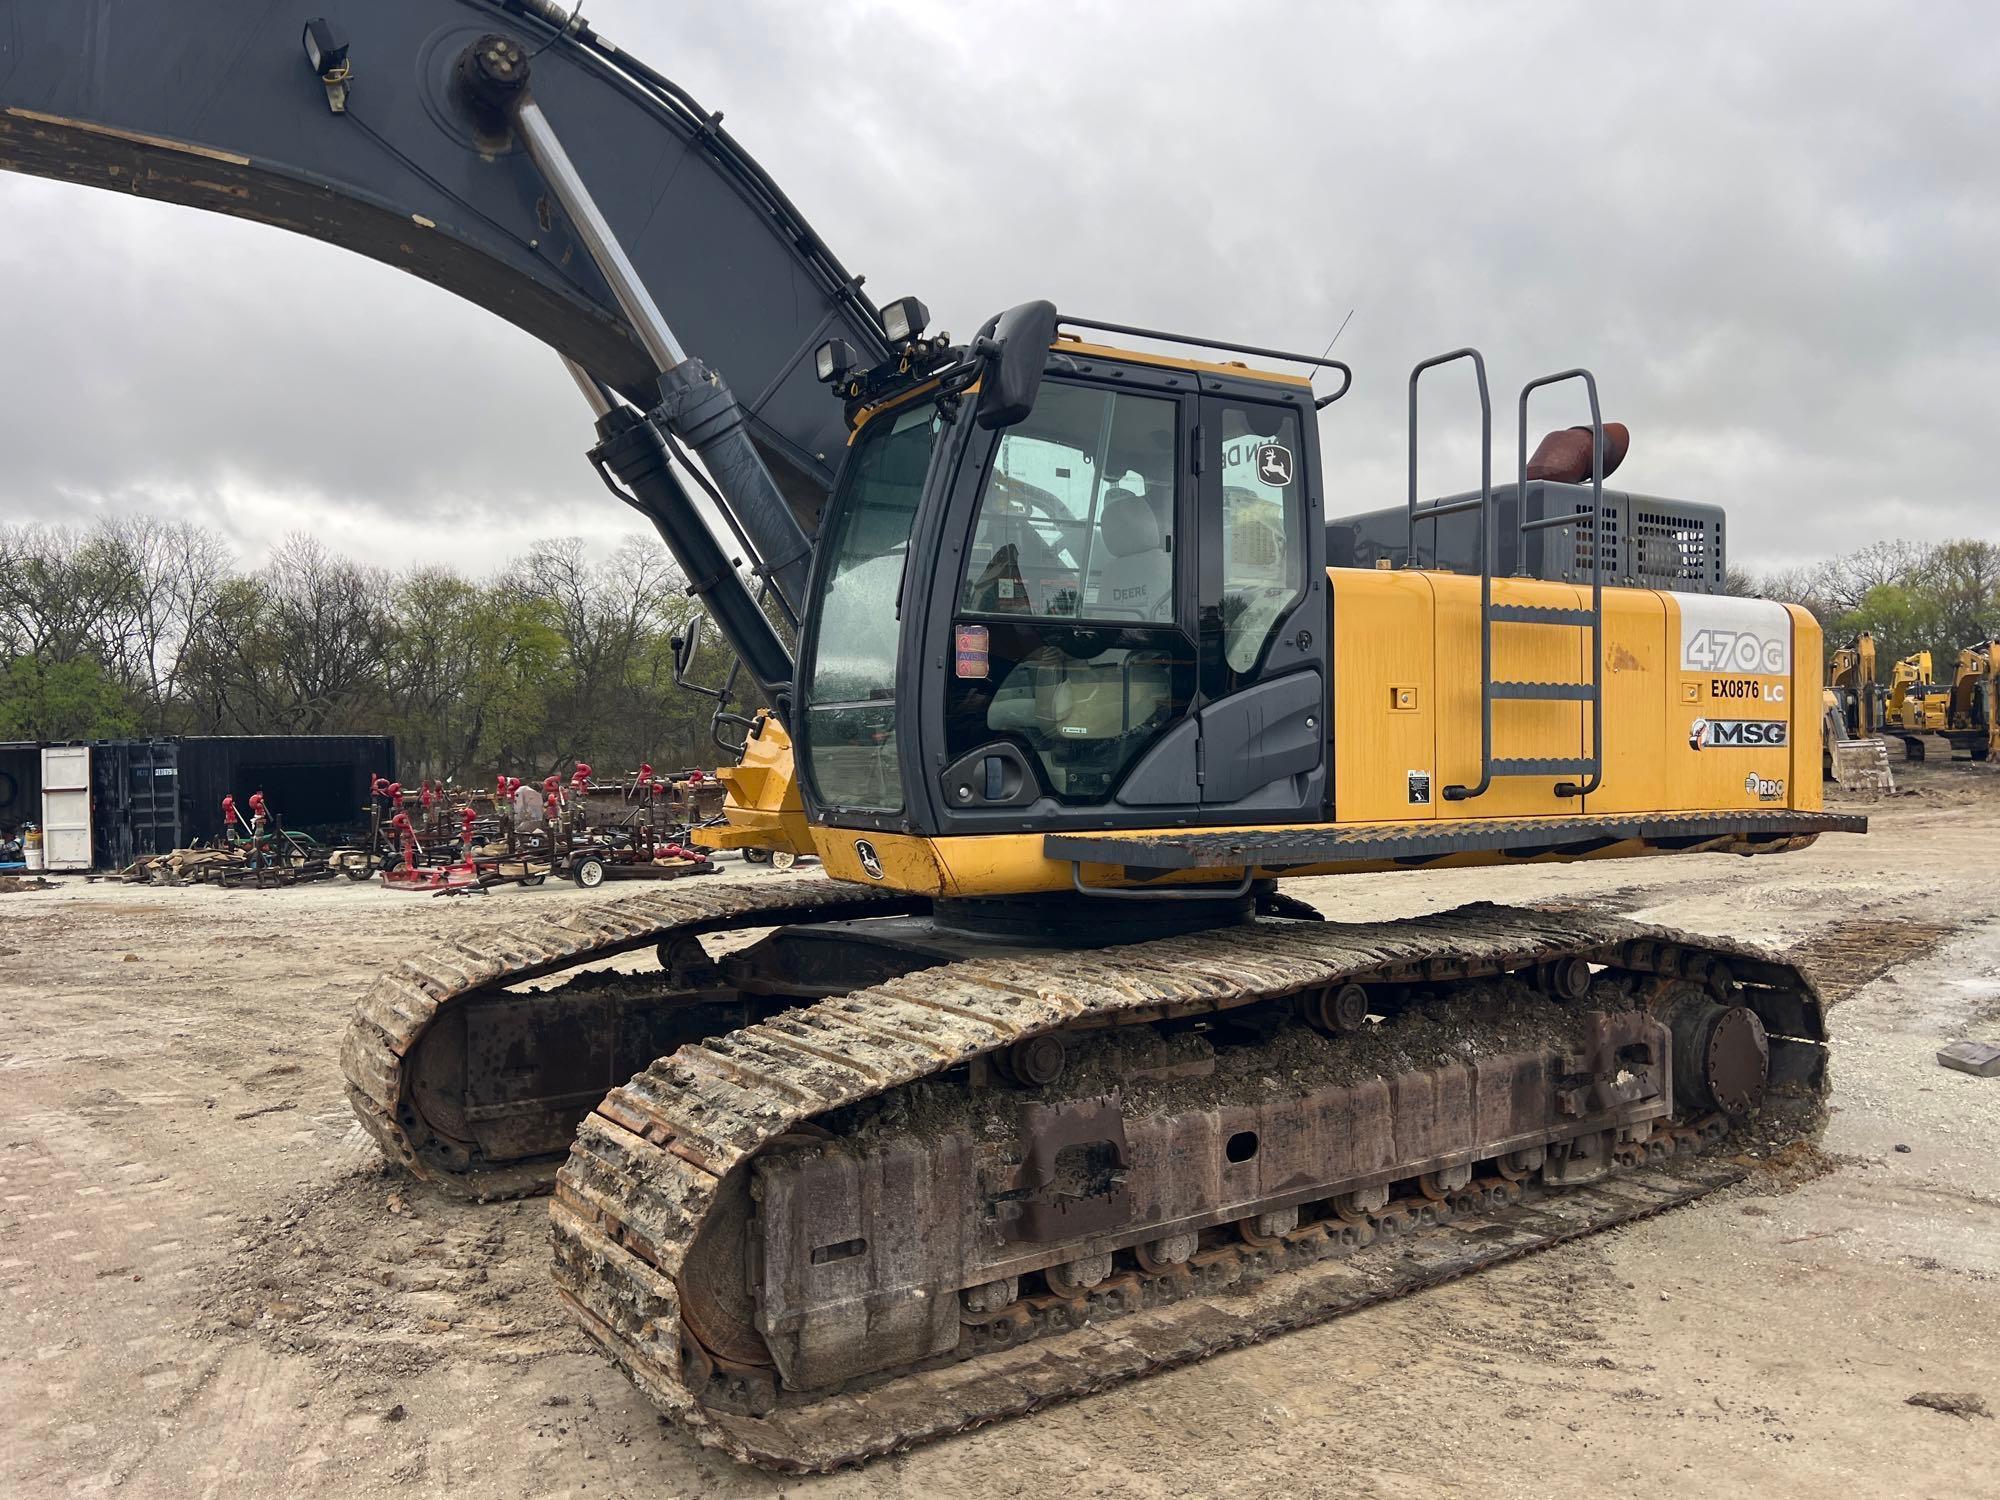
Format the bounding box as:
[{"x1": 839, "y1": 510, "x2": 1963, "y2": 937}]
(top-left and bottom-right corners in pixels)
[
  {"x1": 694, "y1": 715, "x2": 817, "y2": 864},
  {"x1": 1947, "y1": 642, "x2": 2000, "y2": 760},
  {"x1": 1823, "y1": 632, "x2": 1893, "y2": 787},
  {"x1": 1826, "y1": 633, "x2": 1879, "y2": 735},
  {"x1": 1882, "y1": 642, "x2": 1997, "y2": 761},
  {"x1": 1887, "y1": 651, "x2": 1947, "y2": 730}
]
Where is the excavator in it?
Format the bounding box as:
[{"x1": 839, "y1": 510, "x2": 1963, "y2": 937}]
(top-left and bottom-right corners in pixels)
[
  {"x1": 2, "y1": 2, "x2": 1866, "y2": 1472},
  {"x1": 1823, "y1": 632, "x2": 1894, "y2": 787},
  {"x1": 1883, "y1": 645, "x2": 1998, "y2": 762},
  {"x1": 1827, "y1": 633, "x2": 1880, "y2": 741}
]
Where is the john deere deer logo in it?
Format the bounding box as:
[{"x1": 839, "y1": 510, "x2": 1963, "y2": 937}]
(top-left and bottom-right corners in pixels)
[{"x1": 1255, "y1": 443, "x2": 1293, "y2": 487}]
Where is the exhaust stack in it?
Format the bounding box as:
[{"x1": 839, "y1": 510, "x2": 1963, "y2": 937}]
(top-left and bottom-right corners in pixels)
[{"x1": 1525, "y1": 422, "x2": 1630, "y2": 484}]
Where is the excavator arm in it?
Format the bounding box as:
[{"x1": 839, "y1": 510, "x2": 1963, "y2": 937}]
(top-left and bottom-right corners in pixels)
[{"x1": 0, "y1": 0, "x2": 894, "y2": 708}]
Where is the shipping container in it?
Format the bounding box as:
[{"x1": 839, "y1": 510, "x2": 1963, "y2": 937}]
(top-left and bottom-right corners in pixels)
[
  {"x1": 89, "y1": 740, "x2": 184, "y2": 870},
  {"x1": 168, "y1": 735, "x2": 397, "y2": 850},
  {"x1": 0, "y1": 742, "x2": 40, "y2": 835},
  {"x1": 0, "y1": 735, "x2": 395, "y2": 871}
]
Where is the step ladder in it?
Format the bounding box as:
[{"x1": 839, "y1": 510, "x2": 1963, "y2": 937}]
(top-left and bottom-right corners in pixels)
[{"x1": 1407, "y1": 353, "x2": 1606, "y2": 802}]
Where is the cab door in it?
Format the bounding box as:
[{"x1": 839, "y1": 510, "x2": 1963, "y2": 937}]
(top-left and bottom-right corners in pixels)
[
  {"x1": 917, "y1": 372, "x2": 1203, "y2": 830},
  {"x1": 1181, "y1": 393, "x2": 1329, "y2": 813},
  {"x1": 911, "y1": 374, "x2": 1327, "y2": 832}
]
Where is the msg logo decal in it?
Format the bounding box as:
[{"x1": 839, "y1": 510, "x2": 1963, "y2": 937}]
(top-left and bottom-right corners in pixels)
[{"x1": 1689, "y1": 717, "x2": 1789, "y2": 750}]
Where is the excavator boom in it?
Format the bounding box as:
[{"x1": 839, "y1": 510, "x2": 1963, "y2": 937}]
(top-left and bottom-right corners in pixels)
[{"x1": 0, "y1": 0, "x2": 884, "y2": 532}]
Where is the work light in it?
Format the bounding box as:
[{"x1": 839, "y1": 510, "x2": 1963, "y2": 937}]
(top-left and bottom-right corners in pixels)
[
  {"x1": 303, "y1": 18, "x2": 348, "y2": 77},
  {"x1": 815, "y1": 338, "x2": 857, "y2": 384},
  {"x1": 881, "y1": 296, "x2": 930, "y2": 344},
  {"x1": 302, "y1": 18, "x2": 351, "y2": 111}
]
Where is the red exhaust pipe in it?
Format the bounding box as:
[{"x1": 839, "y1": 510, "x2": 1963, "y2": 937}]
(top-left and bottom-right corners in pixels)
[{"x1": 1525, "y1": 422, "x2": 1629, "y2": 484}]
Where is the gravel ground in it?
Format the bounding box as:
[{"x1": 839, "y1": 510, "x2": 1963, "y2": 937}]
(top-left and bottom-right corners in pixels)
[{"x1": 3, "y1": 764, "x2": 1997, "y2": 1499}]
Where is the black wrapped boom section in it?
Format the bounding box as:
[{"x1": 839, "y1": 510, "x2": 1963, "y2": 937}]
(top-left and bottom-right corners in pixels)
[{"x1": 0, "y1": 0, "x2": 889, "y2": 533}]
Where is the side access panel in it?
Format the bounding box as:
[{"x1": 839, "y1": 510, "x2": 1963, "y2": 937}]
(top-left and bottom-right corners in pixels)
[
  {"x1": 1659, "y1": 594, "x2": 1805, "y2": 813},
  {"x1": 1198, "y1": 670, "x2": 1323, "y2": 805},
  {"x1": 1329, "y1": 567, "x2": 1439, "y2": 823}
]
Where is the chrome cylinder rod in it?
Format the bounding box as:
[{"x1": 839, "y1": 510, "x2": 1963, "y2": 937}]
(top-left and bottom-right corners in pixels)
[{"x1": 516, "y1": 98, "x2": 688, "y2": 375}]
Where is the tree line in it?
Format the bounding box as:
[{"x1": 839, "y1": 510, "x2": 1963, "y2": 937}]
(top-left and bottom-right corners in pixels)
[
  {"x1": 5, "y1": 518, "x2": 1992, "y2": 777},
  {"x1": 1730, "y1": 538, "x2": 2000, "y2": 673},
  {"x1": 0, "y1": 520, "x2": 744, "y2": 781}
]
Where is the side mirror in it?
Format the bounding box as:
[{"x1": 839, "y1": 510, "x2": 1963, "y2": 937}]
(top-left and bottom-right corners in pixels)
[
  {"x1": 671, "y1": 614, "x2": 704, "y2": 684},
  {"x1": 975, "y1": 299, "x2": 1059, "y2": 430}
]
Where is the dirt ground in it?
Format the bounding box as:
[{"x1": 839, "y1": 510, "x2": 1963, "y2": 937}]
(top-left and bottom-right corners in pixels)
[{"x1": 5, "y1": 764, "x2": 1999, "y2": 1499}]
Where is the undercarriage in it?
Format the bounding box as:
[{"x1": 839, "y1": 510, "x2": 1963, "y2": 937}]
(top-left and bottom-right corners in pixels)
[{"x1": 341, "y1": 878, "x2": 1825, "y2": 1470}]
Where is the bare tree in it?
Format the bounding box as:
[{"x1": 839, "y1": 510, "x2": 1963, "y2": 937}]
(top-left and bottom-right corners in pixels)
[
  {"x1": 1820, "y1": 540, "x2": 1930, "y2": 616},
  {"x1": 0, "y1": 523, "x2": 139, "y2": 663},
  {"x1": 177, "y1": 535, "x2": 392, "y2": 733},
  {"x1": 95, "y1": 517, "x2": 234, "y2": 731}
]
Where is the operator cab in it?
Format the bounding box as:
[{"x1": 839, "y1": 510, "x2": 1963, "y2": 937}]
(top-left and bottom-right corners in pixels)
[{"x1": 796, "y1": 302, "x2": 1349, "y2": 840}]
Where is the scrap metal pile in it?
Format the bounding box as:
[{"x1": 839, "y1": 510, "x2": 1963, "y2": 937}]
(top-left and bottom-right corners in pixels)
[
  {"x1": 98, "y1": 762, "x2": 729, "y2": 895},
  {"x1": 114, "y1": 793, "x2": 371, "y2": 887}
]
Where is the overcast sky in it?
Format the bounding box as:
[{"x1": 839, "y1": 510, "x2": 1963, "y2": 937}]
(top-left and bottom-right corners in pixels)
[{"x1": 2, "y1": 1, "x2": 1995, "y2": 579}]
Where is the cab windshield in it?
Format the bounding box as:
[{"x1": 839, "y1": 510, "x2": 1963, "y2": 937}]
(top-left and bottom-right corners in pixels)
[{"x1": 801, "y1": 399, "x2": 940, "y2": 812}]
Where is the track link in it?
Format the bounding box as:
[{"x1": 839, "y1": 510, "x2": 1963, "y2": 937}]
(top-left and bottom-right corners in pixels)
[
  {"x1": 339, "y1": 879, "x2": 924, "y2": 1198},
  {"x1": 547, "y1": 902, "x2": 1827, "y2": 1471}
]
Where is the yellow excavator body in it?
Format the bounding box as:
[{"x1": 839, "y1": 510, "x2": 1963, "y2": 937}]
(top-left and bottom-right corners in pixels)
[
  {"x1": 1887, "y1": 650, "x2": 1949, "y2": 731},
  {"x1": 1950, "y1": 641, "x2": 2000, "y2": 758},
  {"x1": 691, "y1": 716, "x2": 818, "y2": 859},
  {"x1": 796, "y1": 566, "x2": 1822, "y2": 895}
]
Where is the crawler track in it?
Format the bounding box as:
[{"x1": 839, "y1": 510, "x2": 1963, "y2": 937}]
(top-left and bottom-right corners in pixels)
[
  {"x1": 542, "y1": 902, "x2": 1828, "y2": 1470},
  {"x1": 340, "y1": 880, "x2": 924, "y2": 1198}
]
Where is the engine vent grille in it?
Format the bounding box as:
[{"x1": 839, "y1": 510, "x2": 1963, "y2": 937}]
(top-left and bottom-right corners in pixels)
[{"x1": 1636, "y1": 509, "x2": 1719, "y2": 588}]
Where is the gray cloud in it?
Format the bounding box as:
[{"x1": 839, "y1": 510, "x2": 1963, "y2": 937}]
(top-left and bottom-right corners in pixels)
[{"x1": 1, "y1": 0, "x2": 1994, "y2": 574}]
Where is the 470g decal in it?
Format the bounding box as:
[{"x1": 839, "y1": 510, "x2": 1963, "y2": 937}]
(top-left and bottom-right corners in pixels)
[
  {"x1": 1689, "y1": 717, "x2": 1789, "y2": 750},
  {"x1": 1684, "y1": 627, "x2": 1787, "y2": 675},
  {"x1": 1676, "y1": 595, "x2": 1793, "y2": 676}
]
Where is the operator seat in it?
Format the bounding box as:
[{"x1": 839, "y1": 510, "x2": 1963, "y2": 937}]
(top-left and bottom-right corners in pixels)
[
  {"x1": 1094, "y1": 489, "x2": 1171, "y2": 620},
  {"x1": 1020, "y1": 488, "x2": 1175, "y2": 764}
]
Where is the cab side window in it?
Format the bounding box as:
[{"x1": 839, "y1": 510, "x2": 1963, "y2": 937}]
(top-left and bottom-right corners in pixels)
[
  {"x1": 1211, "y1": 404, "x2": 1304, "y2": 676},
  {"x1": 959, "y1": 383, "x2": 1178, "y2": 623},
  {"x1": 948, "y1": 380, "x2": 1193, "y2": 805}
]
